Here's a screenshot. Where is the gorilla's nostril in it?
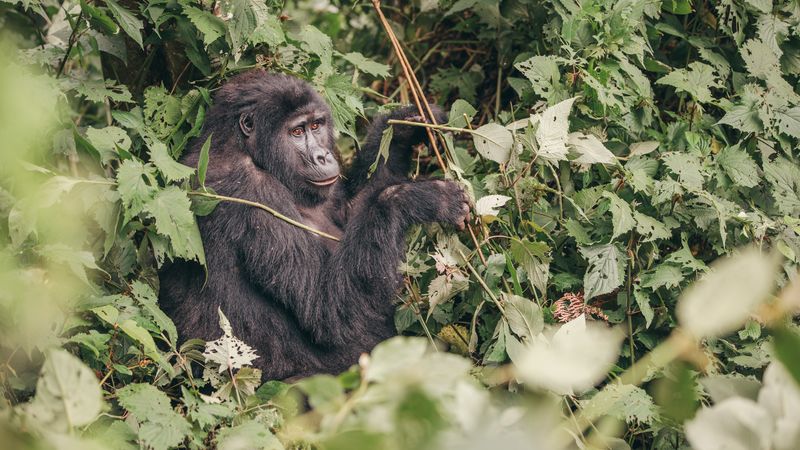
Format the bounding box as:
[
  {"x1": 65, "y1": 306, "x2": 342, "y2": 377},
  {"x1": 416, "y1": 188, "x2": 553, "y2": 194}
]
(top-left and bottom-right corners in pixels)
[{"x1": 316, "y1": 154, "x2": 327, "y2": 165}]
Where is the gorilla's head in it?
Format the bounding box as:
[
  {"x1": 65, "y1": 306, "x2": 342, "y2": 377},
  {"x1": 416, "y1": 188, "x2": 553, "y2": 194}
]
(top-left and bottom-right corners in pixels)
[{"x1": 209, "y1": 70, "x2": 340, "y2": 204}]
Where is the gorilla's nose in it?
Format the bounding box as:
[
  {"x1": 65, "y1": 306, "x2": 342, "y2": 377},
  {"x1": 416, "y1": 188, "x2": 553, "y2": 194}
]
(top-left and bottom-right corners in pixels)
[{"x1": 316, "y1": 153, "x2": 328, "y2": 165}]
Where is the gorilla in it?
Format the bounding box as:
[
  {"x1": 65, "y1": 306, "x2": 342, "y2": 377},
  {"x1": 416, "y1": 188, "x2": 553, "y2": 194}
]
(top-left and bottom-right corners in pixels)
[{"x1": 159, "y1": 69, "x2": 470, "y2": 381}]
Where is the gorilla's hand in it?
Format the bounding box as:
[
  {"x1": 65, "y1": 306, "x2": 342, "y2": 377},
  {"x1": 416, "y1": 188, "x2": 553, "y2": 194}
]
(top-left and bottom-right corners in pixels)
[
  {"x1": 388, "y1": 105, "x2": 449, "y2": 148},
  {"x1": 378, "y1": 180, "x2": 471, "y2": 230}
]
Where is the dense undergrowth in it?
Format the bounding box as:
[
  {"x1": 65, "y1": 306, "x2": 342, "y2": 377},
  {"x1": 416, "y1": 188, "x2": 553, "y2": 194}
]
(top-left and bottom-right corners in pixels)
[{"x1": 1, "y1": 0, "x2": 800, "y2": 449}]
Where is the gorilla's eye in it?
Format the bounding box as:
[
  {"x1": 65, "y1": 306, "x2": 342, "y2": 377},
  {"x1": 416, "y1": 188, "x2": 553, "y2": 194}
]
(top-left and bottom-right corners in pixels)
[
  {"x1": 309, "y1": 121, "x2": 321, "y2": 131},
  {"x1": 290, "y1": 127, "x2": 304, "y2": 137}
]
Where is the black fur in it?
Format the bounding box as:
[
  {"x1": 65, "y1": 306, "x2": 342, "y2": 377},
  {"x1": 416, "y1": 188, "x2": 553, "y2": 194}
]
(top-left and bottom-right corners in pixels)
[{"x1": 159, "y1": 70, "x2": 469, "y2": 380}]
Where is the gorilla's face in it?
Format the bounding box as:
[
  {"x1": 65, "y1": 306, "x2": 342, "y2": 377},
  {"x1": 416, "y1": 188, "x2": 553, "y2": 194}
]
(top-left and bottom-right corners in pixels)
[{"x1": 283, "y1": 111, "x2": 339, "y2": 188}]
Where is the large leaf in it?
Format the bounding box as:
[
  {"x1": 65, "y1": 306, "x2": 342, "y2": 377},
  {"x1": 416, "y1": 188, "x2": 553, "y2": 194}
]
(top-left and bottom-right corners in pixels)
[
  {"x1": 105, "y1": 0, "x2": 144, "y2": 48},
  {"x1": 117, "y1": 384, "x2": 192, "y2": 450},
  {"x1": 580, "y1": 243, "x2": 627, "y2": 300},
  {"x1": 534, "y1": 97, "x2": 575, "y2": 162},
  {"x1": 26, "y1": 349, "x2": 104, "y2": 431},
  {"x1": 472, "y1": 123, "x2": 513, "y2": 163},
  {"x1": 143, "y1": 186, "x2": 206, "y2": 264}
]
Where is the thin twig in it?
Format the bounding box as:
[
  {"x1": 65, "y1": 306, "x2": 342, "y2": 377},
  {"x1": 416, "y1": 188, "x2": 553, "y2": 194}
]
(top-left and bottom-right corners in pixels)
[{"x1": 188, "y1": 191, "x2": 340, "y2": 242}]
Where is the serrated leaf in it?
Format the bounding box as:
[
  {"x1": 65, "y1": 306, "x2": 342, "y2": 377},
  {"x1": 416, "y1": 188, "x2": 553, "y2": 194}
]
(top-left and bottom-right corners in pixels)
[
  {"x1": 143, "y1": 186, "x2": 206, "y2": 264},
  {"x1": 472, "y1": 123, "x2": 513, "y2": 163},
  {"x1": 204, "y1": 307, "x2": 259, "y2": 372},
  {"x1": 105, "y1": 0, "x2": 143, "y2": 48},
  {"x1": 633, "y1": 211, "x2": 672, "y2": 242},
  {"x1": 602, "y1": 192, "x2": 635, "y2": 240},
  {"x1": 26, "y1": 349, "x2": 104, "y2": 431},
  {"x1": 117, "y1": 384, "x2": 192, "y2": 450},
  {"x1": 116, "y1": 159, "x2": 158, "y2": 221},
  {"x1": 503, "y1": 293, "x2": 543, "y2": 341},
  {"x1": 216, "y1": 419, "x2": 283, "y2": 450},
  {"x1": 580, "y1": 243, "x2": 627, "y2": 300},
  {"x1": 775, "y1": 106, "x2": 800, "y2": 139},
  {"x1": 568, "y1": 132, "x2": 616, "y2": 164},
  {"x1": 717, "y1": 145, "x2": 760, "y2": 188},
  {"x1": 149, "y1": 142, "x2": 194, "y2": 182},
  {"x1": 641, "y1": 264, "x2": 684, "y2": 290},
  {"x1": 86, "y1": 126, "x2": 131, "y2": 163},
  {"x1": 184, "y1": 6, "x2": 227, "y2": 46},
  {"x1": 663, "y1": 153, "x2": 704, "y2": 190},
  {"x1": 427, "y1": 272, "x2": 469, "y2": 316},
  {"x1": 342, "y1": 52, "x2": 390, "y2": 77},
  {"x1": 475, "y1": 194, "x2": 511, "y2": 217},
  {"x1": 764, "y1": 157, "x2": 800, "y2": 216},
  {"x1": 250, "y1": 13, "x2": 284, "y2": 47},
  {"x1": 535, "y1": 97, "x2": 575, "y2": 162},
  {"x1": 581, "y1": 383, "x2": 658, "y2": 425},
  {"x1": 131, "y1": 281, "x2": 178, "y2": 346},
  {"x1": 514, "y1": 55, "x2": 563, "y2": 102},
  {"x1": 656, "y1": 62, "x2": 718, "y2": 103}
]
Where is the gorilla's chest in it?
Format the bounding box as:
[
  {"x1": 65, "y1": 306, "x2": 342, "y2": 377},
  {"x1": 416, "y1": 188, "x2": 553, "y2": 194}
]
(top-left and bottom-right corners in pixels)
[{"x1": 297, "y1": 206, "x2": 343, "y2": 251}]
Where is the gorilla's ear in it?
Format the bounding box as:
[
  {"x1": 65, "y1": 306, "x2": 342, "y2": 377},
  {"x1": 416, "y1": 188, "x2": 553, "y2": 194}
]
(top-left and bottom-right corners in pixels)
[{"x1": 239, "y1": 112, "x2": 254, "y2": 137}]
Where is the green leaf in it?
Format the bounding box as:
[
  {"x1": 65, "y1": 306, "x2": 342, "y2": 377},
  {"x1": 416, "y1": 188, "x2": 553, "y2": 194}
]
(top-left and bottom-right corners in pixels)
[
  {"x1": 369, "y1": 125, "x2": 393, "y2": 175},
  {"x1": 580, "y1": 243, "x2": 626, "y2": 300},
  {"x1": 640, "y1": 264, "x2": 683, "y2": 290},
  {"x1": 764, "y1": 157, "x2": 800, "y2": 216},
  {"x1": 116, "y1": 159, "x2": 158, "y2": 221},
  {"x1": 204, "y1": 307, "x2": 260, "y2": 372},
  {"x1": 216, "y1": 419, "x2": 283, "y2": 450},
  {"x1": 633, "y1": 211, "x2": 672, "y2": 242},
  {"x1": 448, "y1": 99, "x2": 477, "y2": 128},
  {"x1": 717, "y1": 145, "x2": 760, "y2": 188},
  {"x1": 149, "y1": 142, "x2": 194, "y2": 182},
  {"x1": 581, "y1": 383, "x2": 658, "y2": 425},
  {"x1": 250, "y1": 13, "x2": 285, "y2": 47},
  {"x1": 535, "y1": 97, "x2": 576, "y2": 162},
  {"x1": 771, "y1": 325, "x2": 800, "y2": 386},
  {"x1": 105, "y1": 0, "x2": 144, "y2": 48},
  {"x1": 342, "y1": 52, "x2": 390, "y2": 78},
  {"x1": 663, "y1": 153, "x2": 704, "y2": 190},
  {"x1": 602, "y1": 192, "x2": 635, "y2": 240},
  {"x1": 143, "y1": 186, "x2": 206, "y2": 264},
  {"x1": 633, "y1": 287, "x2": 655, "y2": 328},
  {"x1": 183, "y1": 6, "x2": 227, "y2": 46},
  {"x1": 509, "y1": 239, "x2": 551, "y2": 294},
  {"x1": 775, "y1": 106, "x2": 800, "y2": 139},
  {"x1": 198, "y1": 134, "x2": 213, "y2": 188},
  {"x1": 181, "y1": 387, "x2": 234, "y2": 430},
  {"x1": 81, "y1": 1, "x2": 119, "y2": 35},
  {"x1": 26, "y1": 349, "x2": 104, "y2": 431},
  {"x1": 472, "y1": 123, "x2": 513, "y2": 163},
  {"x1": 86, "y1": 126, "x2": 131, "y2": 163},
  {"x1": 117, "y1": 384, "x2": 192, "y2": 450},
  {"x1": 131, "y1": 281, "x2": 178, "y2": 346},
  {"x1": 515, "y1": 55, "x2": 563, "y2": 102},
  {"x1": 503, "y1": 293, "x2": 543, "y2": 341},
  {"x1": 568, "y1": 132, "x2": 616, "y2": 164},
  {"x1": 656, "y1": 62, "x2": 718, "y2": 103}
]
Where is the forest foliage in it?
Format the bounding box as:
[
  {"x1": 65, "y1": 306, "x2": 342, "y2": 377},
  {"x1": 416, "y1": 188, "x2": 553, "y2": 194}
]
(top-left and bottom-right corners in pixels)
[{"x1": 1, "y1": 0, "x2": 800, "y2": 449}]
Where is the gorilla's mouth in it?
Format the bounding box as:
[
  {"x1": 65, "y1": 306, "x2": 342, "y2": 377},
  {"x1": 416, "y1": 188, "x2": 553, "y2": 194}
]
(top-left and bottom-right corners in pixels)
[{"x1": 308, "y1": 175, "x2": 339, "y2": 186}]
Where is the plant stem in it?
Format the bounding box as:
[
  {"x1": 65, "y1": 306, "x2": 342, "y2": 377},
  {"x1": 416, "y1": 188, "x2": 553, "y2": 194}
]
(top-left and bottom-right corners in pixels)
[{"x1": 188, "y1": 191, "x2": 340, "y2": 242}]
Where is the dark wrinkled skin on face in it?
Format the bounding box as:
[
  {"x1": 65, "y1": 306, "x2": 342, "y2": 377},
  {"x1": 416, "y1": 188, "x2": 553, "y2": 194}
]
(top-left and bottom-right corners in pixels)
[{"x1": 159, "y1": 69, "x2": 469, "y2": 381}]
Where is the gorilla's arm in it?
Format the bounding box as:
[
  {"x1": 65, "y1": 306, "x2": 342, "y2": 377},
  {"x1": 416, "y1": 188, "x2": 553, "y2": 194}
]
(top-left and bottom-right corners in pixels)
[
  {"x1": 344, "y1": 106, "x2": 447, "y2": 198},
  {"x1": 239, "y1": 179, "x2": 469, "y2": 346}
]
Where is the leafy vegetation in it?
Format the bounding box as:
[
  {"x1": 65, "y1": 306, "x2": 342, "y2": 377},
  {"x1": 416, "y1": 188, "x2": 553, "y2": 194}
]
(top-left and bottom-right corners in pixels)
[{"x1": 1, "y1": 0, "x2": 800, "y2": 449}]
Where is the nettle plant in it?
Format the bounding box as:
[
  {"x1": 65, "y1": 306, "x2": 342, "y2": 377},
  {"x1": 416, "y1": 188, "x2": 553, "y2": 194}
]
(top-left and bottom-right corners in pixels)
[{"x1": 1, "y1": 0, "x2": 800, "y2": 449}]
